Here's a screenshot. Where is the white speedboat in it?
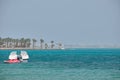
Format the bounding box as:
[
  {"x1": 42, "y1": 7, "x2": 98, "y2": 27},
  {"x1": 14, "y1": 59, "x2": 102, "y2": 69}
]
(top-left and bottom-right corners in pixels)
[
  {"x1": 4, "y1": 51, "x2": 20, "y2": 63},
  {"x1": 20, "y1": 51, "x2": 29, "y2": 62}
]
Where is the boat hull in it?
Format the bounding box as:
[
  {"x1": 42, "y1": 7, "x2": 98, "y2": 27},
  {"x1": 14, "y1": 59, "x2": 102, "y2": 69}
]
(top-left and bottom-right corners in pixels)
[{"x1": 4, "y1": 59, "x2": 20, "y2": 63}]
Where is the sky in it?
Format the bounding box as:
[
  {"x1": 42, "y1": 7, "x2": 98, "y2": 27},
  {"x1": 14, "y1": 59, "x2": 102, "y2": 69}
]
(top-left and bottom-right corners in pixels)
[{"x1": 0, "y1": 0, "x2": 120, "y2": 45}]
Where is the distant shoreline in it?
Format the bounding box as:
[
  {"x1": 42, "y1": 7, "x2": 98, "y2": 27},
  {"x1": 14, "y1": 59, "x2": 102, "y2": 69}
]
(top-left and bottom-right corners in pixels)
[
  {"x1": 0, "y1": 47, "x2": 120, "y2": 50},
  {"x1": 0, "y1": 48, "x2": 65, "y2": 50}
]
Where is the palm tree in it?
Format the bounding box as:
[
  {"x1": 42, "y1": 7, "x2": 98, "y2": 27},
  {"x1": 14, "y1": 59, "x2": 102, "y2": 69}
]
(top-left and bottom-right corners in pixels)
[
  {"x1": 40, "y1": 38, "x2": 44, "y2": 49},
  {"x1": 2, "y1": 38, "x2": 6, "y2": 47},
  {"x1": 0, "y1": 37, "x2": 2, "y2": 45},
  {"x1": 5, "y1": 37, "x2": 11, "y2": 48},
  {"x1": 9, "y1": 38, "x2": 13, "y2": 48},
  {"x1": 32, "y1": 39, "x2": 36, "y2": 49},
  {"x1": 0, "y1": 37, "x2": 4, "y2": 47},
  {"x1": 45, "y1": 43, "x2": 48, "y2": 49},
  {"x1": 12, "y1": 39, "x2": 15, "y2": 47},
  {"x1": 26, "y1": 38, "x2": 31, "y2": 48},
  {"x1": 15, "y1": 39, "x2": 19, "y2": 47},
  {"x1": 24, "y1": 39, "x2": 27, "y2": 47},
  {"x1": 20, "y1": 38, "x2": 25, "y2": 47},
  {"x1": 58, "y1": 43, "x2": 62, "y2": 49},
  {"x1": 50, "y1": 40, "x2": 54, "y2": 49}
]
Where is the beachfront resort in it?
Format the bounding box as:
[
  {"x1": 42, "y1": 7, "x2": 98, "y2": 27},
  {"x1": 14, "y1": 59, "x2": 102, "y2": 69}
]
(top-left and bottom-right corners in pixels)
[{"x1": 0, "y1": 37, "x2": 64, "y2": 49}]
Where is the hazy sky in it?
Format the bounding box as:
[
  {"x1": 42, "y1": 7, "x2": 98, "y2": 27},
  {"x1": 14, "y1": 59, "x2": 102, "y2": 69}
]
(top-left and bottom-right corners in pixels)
[{"x1": 0, "y1": 0, "x2": 120, "y2": 45}]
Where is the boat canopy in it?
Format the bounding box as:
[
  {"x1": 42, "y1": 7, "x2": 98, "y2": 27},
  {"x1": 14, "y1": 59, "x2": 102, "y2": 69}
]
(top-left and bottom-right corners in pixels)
[{"x1": 9, "y1": 51, "x2": 18, "y2": 59}]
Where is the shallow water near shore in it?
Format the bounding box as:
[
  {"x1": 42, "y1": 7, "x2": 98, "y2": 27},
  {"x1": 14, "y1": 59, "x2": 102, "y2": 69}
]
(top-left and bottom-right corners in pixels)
[{"x1": 0, "y1": 48, "x2": 120, "y2": 80}]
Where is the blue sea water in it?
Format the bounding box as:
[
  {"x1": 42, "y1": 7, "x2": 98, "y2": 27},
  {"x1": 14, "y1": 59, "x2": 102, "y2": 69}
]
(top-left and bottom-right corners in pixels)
[{"x1": 0, "y1": 48, "x2": 120, "y2": 80}]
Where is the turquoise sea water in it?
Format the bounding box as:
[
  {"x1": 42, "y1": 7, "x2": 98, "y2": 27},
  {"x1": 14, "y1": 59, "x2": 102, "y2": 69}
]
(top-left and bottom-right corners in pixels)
[{"x1": 0, "y1": 48, "x2": 120, "y2": 80}]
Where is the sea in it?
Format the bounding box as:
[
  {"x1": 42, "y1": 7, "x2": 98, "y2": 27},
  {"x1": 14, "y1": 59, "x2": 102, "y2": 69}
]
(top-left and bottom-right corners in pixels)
[{"x1": 0, "y1": 48, "x2": 120, "y2": 80}]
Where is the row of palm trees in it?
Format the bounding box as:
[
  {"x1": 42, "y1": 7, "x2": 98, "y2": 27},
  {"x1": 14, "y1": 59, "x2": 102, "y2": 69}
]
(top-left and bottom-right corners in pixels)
[{"x1": 0, "y1": 37, "x2": 63, "y2": 49}]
